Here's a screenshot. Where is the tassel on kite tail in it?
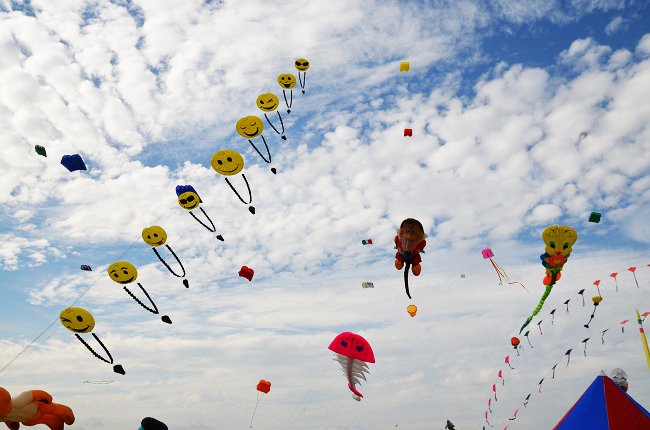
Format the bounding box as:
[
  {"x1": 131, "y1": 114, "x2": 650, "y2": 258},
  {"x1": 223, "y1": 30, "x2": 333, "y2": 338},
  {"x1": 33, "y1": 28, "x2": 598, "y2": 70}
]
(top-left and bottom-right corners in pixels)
[
  {"x1": 520, "y1": 280, "x2": 555, "y2": 334},
  {"x1": 490, "y1": 259, "x2": 505, "y2": 285},
  {"x1": 493, "y1": 260, "x2": 529, "y2": 292}
]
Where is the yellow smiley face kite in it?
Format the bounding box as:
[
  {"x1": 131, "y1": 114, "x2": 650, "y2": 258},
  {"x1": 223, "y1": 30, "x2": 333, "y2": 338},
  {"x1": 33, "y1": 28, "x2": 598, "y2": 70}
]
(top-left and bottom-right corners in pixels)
[
  {"x1": 60, "y1": 307, "x2": 95, "y2": 333},
  {"x1": 294, "y1": 58, "x2": 310, "y2": 71},
  {"x1": 211, "y1": 149, "x2": 245, "y2": 176},
  {"x1": 178, "y1": 191, "x2": 200, "y2": 210},
  {"x1": 108, "y1": 261, "x2": 138, "y2": 284},
  {"x1": 277, "y1": 74, "x2": 296, "y2": 89},
  {"x1": 142, "y1": 226, "x2": 168, "y2": 247},
  {"x1": 256, "y1": 93, "x2": 279, "y2": 112},
  {"x1": 236, "y1": 116, "x2": 264, "y2": 138}
]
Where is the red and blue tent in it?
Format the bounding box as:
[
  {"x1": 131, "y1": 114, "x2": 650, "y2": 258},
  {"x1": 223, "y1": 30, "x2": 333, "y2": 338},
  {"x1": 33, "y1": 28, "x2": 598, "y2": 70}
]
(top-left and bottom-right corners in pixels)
[{"x1": 554, "y1": 375, "x2": 650, "y2": 429}]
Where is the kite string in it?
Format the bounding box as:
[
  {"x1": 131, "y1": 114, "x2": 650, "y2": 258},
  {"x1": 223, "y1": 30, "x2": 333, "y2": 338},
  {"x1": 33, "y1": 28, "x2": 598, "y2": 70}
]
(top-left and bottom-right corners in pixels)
[
  {"x1": 0, "y1": 206, "x2": 173, "y2": 376},
  {"x1": 283, "y1": 365, "x2": 333, "y2": 430},
  {"x1": 250, "y1": 392, "x2": 264, "y2": 428}
]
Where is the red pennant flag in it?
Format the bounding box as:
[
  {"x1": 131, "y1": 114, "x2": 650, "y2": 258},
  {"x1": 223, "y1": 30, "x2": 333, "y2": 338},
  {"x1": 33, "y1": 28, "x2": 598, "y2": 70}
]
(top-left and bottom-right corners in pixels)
[
  {"x1": 628, "y1": 266, "x2": 637, "y2": 273},
  {"x1": 610, "y1": 272, "x2": 618, "y2": 278},
  {"x1": 593, "y1": 280, "x2": 600, "y2": 286}
]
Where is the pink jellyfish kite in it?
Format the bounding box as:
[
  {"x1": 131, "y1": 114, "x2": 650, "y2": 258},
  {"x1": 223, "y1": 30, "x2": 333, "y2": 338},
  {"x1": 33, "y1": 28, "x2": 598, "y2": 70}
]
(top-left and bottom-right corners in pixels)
[{"x1": 329, "y1": 332, "x2": 375, "y2": 401}]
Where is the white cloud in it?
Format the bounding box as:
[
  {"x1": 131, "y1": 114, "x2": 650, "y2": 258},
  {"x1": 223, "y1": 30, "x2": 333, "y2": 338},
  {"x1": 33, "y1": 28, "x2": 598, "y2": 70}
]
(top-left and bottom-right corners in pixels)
[
  {"x1": 605, "y1": 16, "x2": 624, "y2": 35},
  {"x1": 0, "y1": 233, "x2": 64, "y2": 270}
]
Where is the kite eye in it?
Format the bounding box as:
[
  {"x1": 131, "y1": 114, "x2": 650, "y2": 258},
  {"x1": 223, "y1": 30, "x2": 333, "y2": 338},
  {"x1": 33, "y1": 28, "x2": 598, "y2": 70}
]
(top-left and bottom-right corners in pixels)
[
  {"x1": 147, "y1": 235, "x2": 151, "y2": 239},
  {"x1": 227, "y1": 157, "x2": 232, "y2": 162},
  {"x1": 295, "y1": 61, "x2": 300, "y2": 66},
  {"x1": 153, "y1": 233, "x2": 158, "y2": 237},
  {"x1": 356, "y1": 346, "x2": 364, "y2": 352},
  {"x1": 341, "y1": 340, "x2": 348, "y2": 347},
  {"x1": 122, "y1": 270, "x2": 129, "y2": 275},
  {"x1": 76, "y1": 315, "x2": 83, "y2": 322},
  {"x1": 549, "y1": 241, "x2": 556, "y2": 249},
  {"x1": 563, "y1": 242, "x2": 569, "y2": 249},
  {"x1": 187, "y1": 195, "x2": 195, "y2": 202},
  {"x1": 180, "y1": 199, "x2": 187, "y2": 204},
  {"x1": 113, "y1": 273, "x2": 118, "y2": 278}
]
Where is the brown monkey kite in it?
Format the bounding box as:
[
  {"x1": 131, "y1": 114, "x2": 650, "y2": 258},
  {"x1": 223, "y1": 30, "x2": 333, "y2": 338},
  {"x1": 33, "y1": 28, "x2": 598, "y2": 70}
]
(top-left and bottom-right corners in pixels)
[
  {"x1": 0, "y1": 388, "x2": 74, "y2": 430},
  {"x1": 394, "y1": 218, "x2": 427, "y2": 299}
]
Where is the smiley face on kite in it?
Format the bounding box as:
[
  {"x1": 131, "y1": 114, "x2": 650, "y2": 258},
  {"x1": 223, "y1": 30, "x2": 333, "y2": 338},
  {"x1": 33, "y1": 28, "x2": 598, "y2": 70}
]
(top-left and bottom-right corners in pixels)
[
  {"x1": 236, "y1": 116, "x2": 264, "y2": 139},
  {"x1": 211, "y1": 149, "x2": 245, "y2": 176},
  {"x1": 60, "y1": 307, "x2": 95, "y2": 333},
  {"x1": 256, "y1": 93, "x2": 279, "y2": 112},
  {"x1": 277, "y1": 74, "x2": 296, "y2": 89},
  {"x1": 108, "y1": 261, "x2": 138, "y2": 284},
  {"x1": 178, "y1": 190, "x2": 200, "y2": 210},
  {"x1": 294, "y1": 58, "x2": 309, "y2": 71},
  {"x1": 142, "y1": 226, "x2": 168, "y2": 247}
]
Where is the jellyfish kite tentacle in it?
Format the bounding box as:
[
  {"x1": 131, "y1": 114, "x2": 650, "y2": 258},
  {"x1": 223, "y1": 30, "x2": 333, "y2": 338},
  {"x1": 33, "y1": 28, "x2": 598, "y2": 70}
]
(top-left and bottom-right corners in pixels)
[{"x1": 332, "y1": 353, "x2": 369, "y2": 398}]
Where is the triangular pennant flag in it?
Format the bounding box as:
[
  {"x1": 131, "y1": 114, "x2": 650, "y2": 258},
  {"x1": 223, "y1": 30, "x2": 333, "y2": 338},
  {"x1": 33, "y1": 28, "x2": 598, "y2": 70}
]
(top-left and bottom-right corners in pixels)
[
  {"x1": 565, "y1": 349, "x2": 573, "y2": 367},
  {"x1": 628, "y1": 267, "x2": 639, "y2": 288},
  {"x1": 582, "y1": 338, "x2": 590, "y2": 356},
  {"x1": 610, "y1": 272, "x2": 619, "y2": 291}
]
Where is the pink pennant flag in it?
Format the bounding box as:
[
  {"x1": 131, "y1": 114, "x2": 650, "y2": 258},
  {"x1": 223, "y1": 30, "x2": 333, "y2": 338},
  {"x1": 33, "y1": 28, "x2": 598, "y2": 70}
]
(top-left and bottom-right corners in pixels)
[
  {"x1": 505, "y1": 355, "x2": 514, "y2": 369},
  {"x1": 621, "y1": 319, "x2": 630, "y2": 333},
  {"x1": 493, "y1": 383, "x2": 498, "y2": 401},
  {"x1": 509, "y1": 409, "x2": 519, "y2": 421},
  {"x1": 498, "y1": 369, "x2": 504, "y2": 385}
]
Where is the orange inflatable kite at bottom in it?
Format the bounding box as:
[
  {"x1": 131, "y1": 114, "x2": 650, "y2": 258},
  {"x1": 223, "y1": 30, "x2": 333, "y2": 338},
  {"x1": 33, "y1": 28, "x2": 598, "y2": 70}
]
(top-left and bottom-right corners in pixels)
[{"x1": 0, "y1": 388, "x2": 75, "y2": 430}]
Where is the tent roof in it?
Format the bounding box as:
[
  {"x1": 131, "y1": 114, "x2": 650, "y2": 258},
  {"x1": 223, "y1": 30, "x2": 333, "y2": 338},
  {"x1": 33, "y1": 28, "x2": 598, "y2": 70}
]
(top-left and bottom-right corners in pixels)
[{"x1": 554, "y1": 375, "x2": 650, "y2": 430}]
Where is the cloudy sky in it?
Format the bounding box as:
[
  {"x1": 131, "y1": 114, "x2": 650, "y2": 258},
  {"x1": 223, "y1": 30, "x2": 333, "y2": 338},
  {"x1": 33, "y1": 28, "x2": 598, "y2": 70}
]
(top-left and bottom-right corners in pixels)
[{"x1": 0, "y1": 0, "x2": 649, "y2": 429}]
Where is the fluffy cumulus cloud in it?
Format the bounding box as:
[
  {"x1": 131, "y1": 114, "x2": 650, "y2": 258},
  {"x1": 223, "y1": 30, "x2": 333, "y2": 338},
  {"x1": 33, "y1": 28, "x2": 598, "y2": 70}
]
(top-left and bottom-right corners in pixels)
[{"x1": 0, "y1": 1, "x2": 649, "y2": 429}]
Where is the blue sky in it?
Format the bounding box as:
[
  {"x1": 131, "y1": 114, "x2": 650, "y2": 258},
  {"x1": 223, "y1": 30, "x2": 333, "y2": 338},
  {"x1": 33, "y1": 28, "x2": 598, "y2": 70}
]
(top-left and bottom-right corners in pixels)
[{"x1": 0, "y1": 0, "x2": 649, "y2": 429}]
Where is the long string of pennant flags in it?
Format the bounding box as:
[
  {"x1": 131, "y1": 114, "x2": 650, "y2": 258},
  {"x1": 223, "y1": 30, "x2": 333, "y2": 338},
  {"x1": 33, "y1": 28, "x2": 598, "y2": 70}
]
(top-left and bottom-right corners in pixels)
[{"x1": 483, "y1": 262, "x2": 648, "y2": 429}]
